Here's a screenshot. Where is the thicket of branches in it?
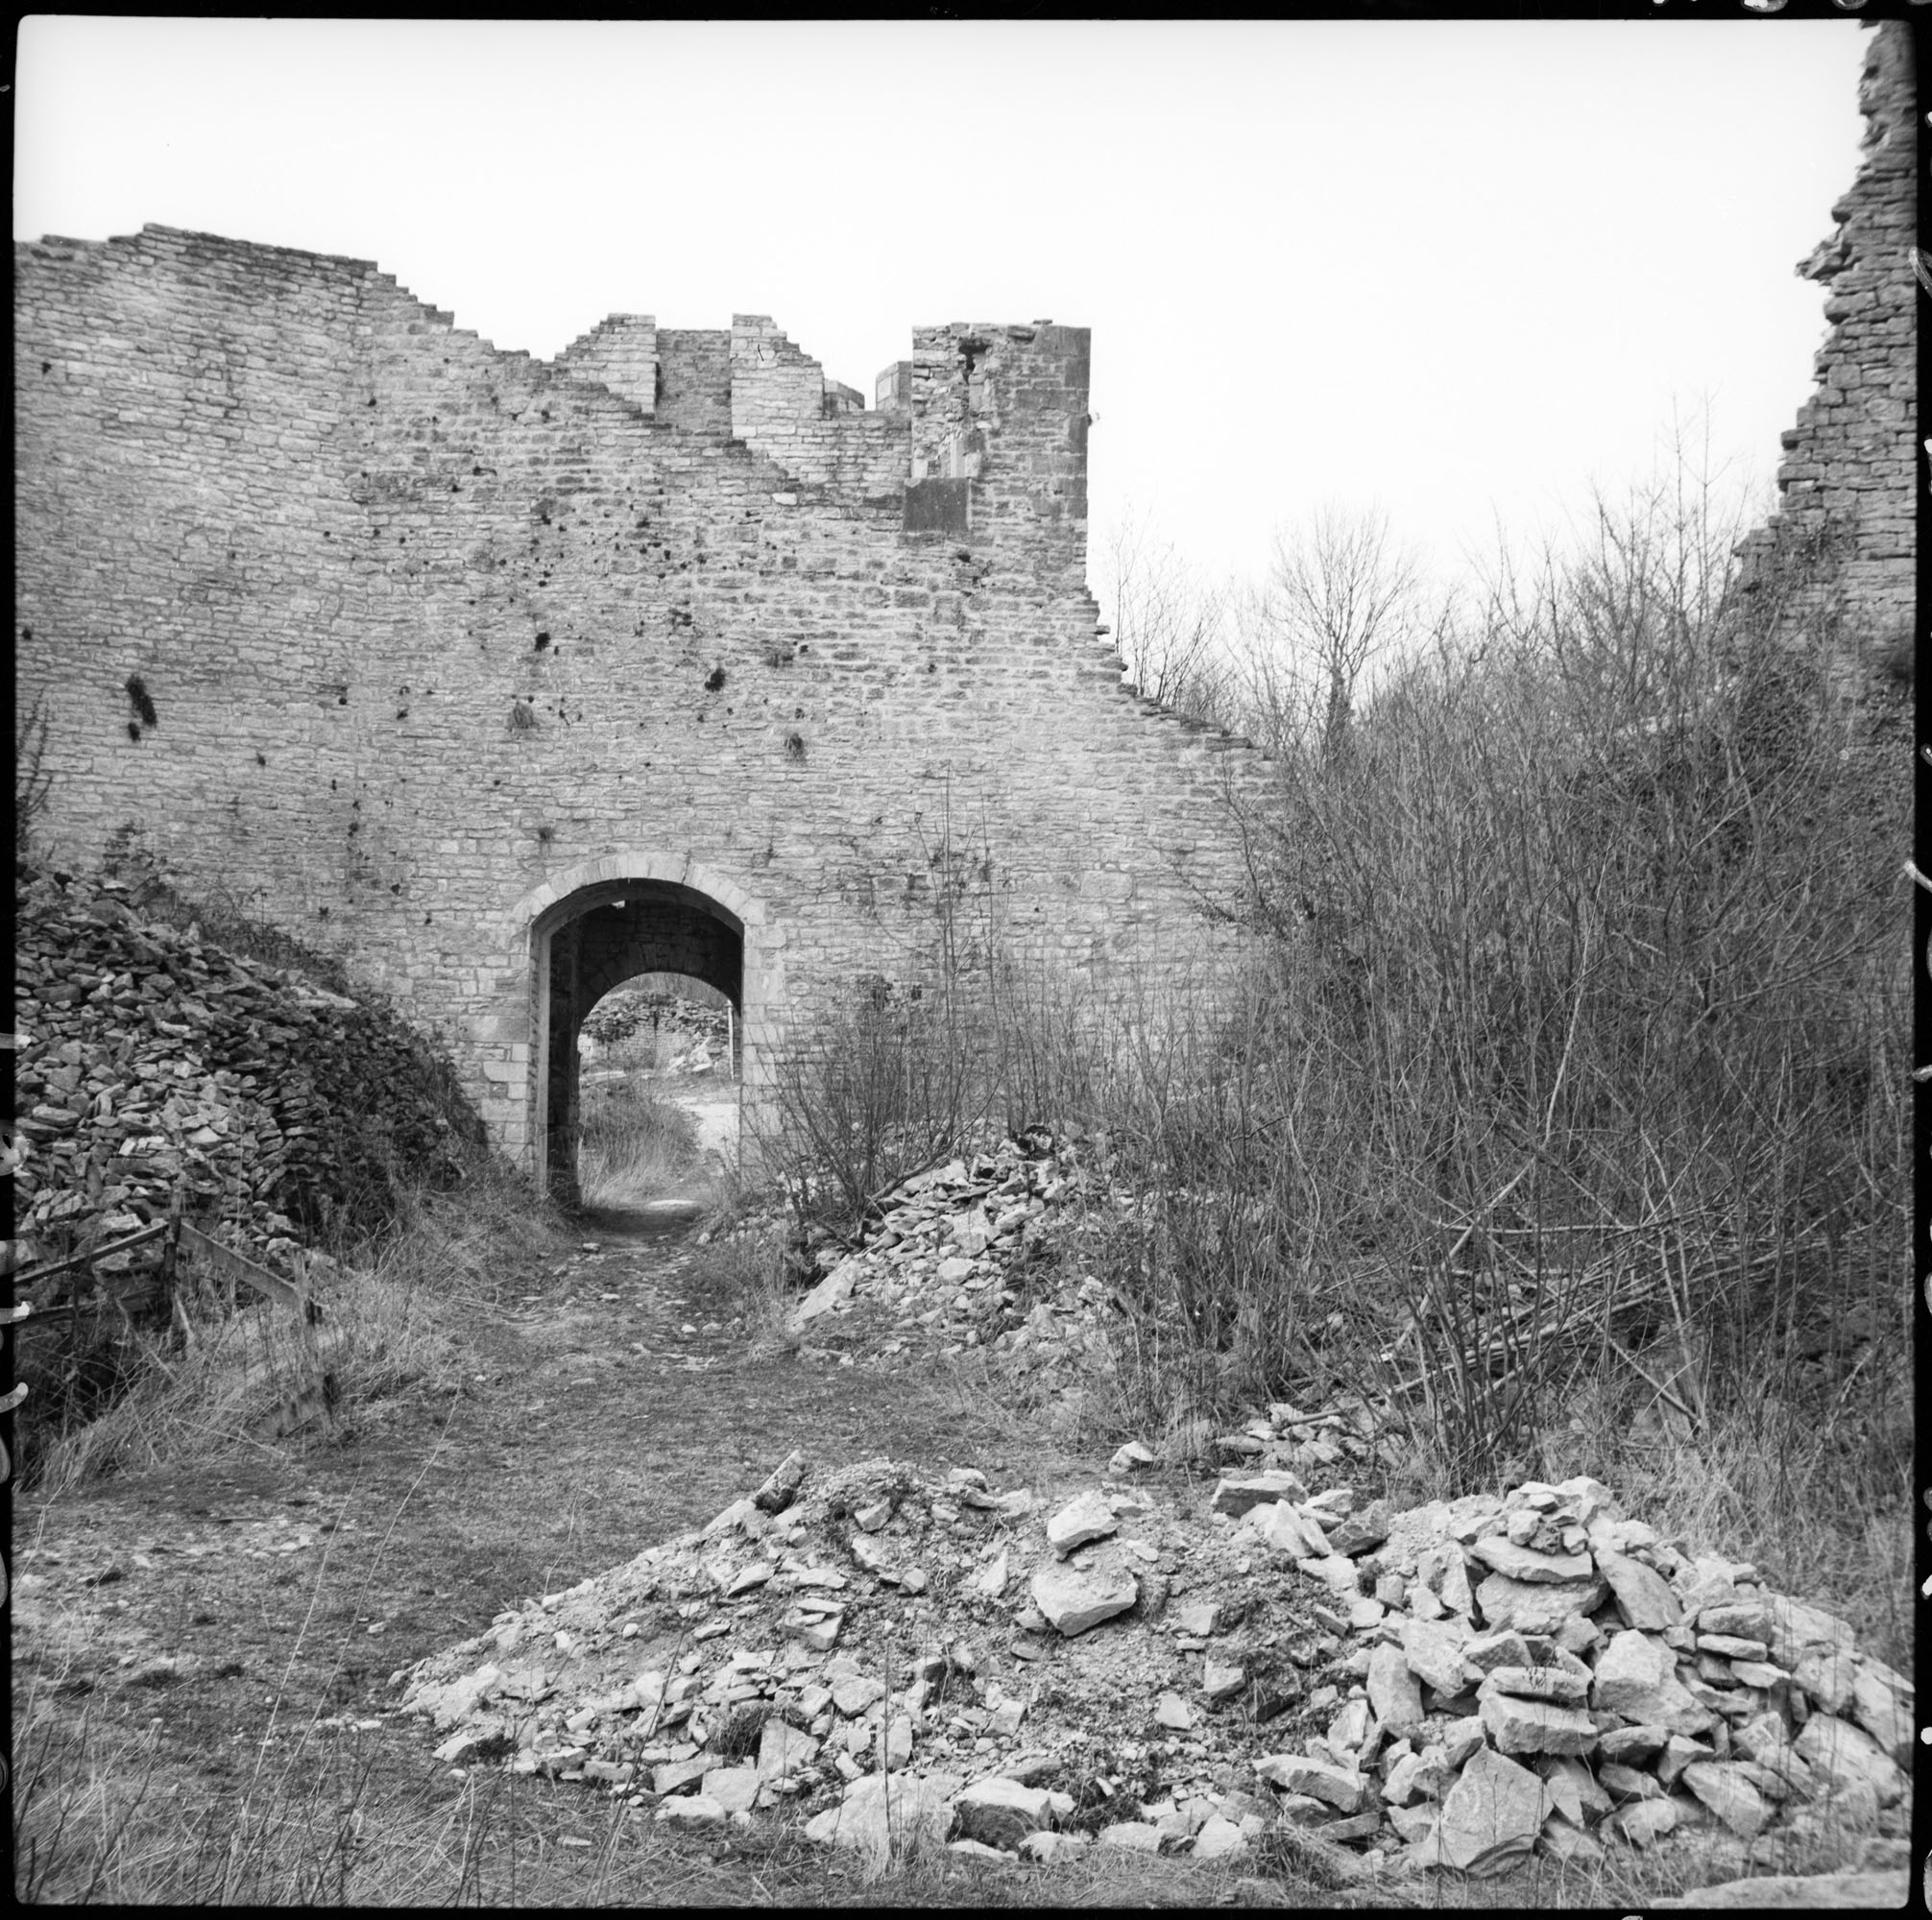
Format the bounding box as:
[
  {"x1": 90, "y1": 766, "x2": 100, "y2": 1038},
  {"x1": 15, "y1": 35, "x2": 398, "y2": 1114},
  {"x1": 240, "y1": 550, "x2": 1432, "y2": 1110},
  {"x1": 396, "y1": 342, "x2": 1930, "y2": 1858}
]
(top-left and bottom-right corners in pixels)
[{"x1": 1095, "y1": 466, "x2": 1907, "y2": 1488}]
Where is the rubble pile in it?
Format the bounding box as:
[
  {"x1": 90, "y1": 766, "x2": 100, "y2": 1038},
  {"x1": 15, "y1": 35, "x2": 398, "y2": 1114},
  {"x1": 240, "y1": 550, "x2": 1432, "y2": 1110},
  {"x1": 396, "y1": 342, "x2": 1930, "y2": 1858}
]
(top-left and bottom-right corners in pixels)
[
  {"x1": 12, "y1": 863, "x2": 485, "y2": 1276},
  {"x1": 397, "y1": 1454, "x2": 1910, "y2": 1884},
  {"x1": 783, "y1": 1132, "x2": 1123, "y2": 1390}
]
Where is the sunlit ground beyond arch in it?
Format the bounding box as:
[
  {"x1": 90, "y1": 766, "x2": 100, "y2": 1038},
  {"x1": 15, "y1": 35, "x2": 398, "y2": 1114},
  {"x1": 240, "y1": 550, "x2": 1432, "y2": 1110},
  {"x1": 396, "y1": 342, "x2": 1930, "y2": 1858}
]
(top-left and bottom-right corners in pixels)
[{"x1": 575, "y1": 970, "x2": 742, "y2": 1215}]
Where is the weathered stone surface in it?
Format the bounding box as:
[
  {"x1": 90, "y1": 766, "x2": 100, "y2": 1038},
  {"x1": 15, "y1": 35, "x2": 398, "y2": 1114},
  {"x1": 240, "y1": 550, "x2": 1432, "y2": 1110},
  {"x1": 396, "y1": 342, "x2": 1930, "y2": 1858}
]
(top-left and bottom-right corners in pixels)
[
  {"x1": 1791, "y1": 1713, "x2": 1907, "y2": 1807},
  {"x1": 1848, "y1": 1657, "x2": 1911, "y2": 1759},
  {"x1": 1210, "y1": 1472, "x2": 1308, "y2": 1517},
  {"x1": 1479, "y1": 1650, "x2": 1591, "y2": 1706},
  {"x1": 1433, "y1": 1747, "x2": 1548, "y2": 1876},
  {"x1": 1400, "y1": 1617, "x2": 1478, "y2": 1696},
  {"x1": 1190, "y1": 1814, "x2": 1247, "y2": 1860},
  {"x1": 1652, "y1": 1868, "x2": 1910, "y2": 1908},
  {"x1": 1476, "y1": 1691, "x2": 1599, "y2": 1758},
  {"x1": 1679, "y1": 1762, "x2": 1771, "y2": 1838},
  {"x1": 1252, "y1": 1502, "x2": 1330, "y2": 1560},
  {"x1": 1324, "y1": 1500, "x2": 1391, "y2": 1558},
  {"x1": 1654, "y1": 1733, "x2": 1711, "y2": 1788},
  {"x1": 1599, "y1": 1762, "x2": 1665, "y2": 1804},
  {"x1": 1154, "y1": 1692, "x2": 1195, "y2": 1731},
  {"x1": 1171, "y1": 1599, "x2": 1220, "y2": 1637},
  {"x1": 1253, "y1": 1753, "x2": 1366, "y2": 1812},
  {"x1": 1597, "y1": 1722, "x2": 1669, "y2": 1765},
  {"x1": 1366, "y1": 1643, "x2": 1424, "y2": 1735},
  {"x1": 1536, "y1": 1812, "x2": 1605, "y2": 1863},
  {"x1": 804, "y1": 1769, "x2": 964, "y2": 1866},
  {"x1": 1030, "y1": 1557, "x2": 1137, "y2": 1638},
  {"x1": 1695, "y1": 1633, "x2": 1769, "y2": 1662},
  {"x1": 1696, "y1": 1600, "x2": 1775, "y2": 1643},
  {"x1": 1597, "y1": 1549, "x2": 1681, "y2": 1630},
  {"x1": 1467, "y1": 1537, "x2": 1595, "y2": 1584},
  {"x1": 1327, "y1": 1696, "x2": 1372, "y2": 1754},
  {"x1": 1474, "y1": 1572, "x2": 1607, "y2": 1635},
  {"x1": 654, "y1": 1753, "x2": 718, "y2": 1795},
  {"x1": 706, "y1": 1765, "x2": 762, "y2": 1815},
  {"x1": 1045, "y1": 1491, "x2": 1119, "y2": 1557},
  {"x1": 757, "y1": 1719, "x2": 820, "y2": 1779},
  {"x1": 1607, "y1": 1797, "x2": 1678, "y2": 1848},
  {"x1": 1789, "y1": 1646, "x2": 1856, "y2": 1716},
  {"x1": 1017, "y1": 1829, "x2": 1090, "y2": 1862},
  {"x1": 1592, "y1": 1630, "x2": 1714, "y2": 1735},
  {"x1": 1202, "y1": 1658, "x2": 1245, "y2": 1703},
  {"x1": 954, "y1": 1776, "x2": 1051, "y2": 1850},
  {"x1": 1763, "y1": 1594, "x2": 1856, "y2": 1670},
  {"x1": 1535, "y1": 1753, "x2": 1610, "y2": 1826},
  {"x1": 788, "y1": 1263, "x2": 858, "y2": 1329}
]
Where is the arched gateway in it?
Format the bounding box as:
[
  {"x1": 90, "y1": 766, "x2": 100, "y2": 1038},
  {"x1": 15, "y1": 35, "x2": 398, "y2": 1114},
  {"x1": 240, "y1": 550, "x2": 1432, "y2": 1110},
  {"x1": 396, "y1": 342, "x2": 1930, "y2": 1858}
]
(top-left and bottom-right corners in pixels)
[
  {"x1": 508, "y1": 854, "x2": 780, "y2": 1196},
  {"x1": 15, "y1": 232, "x2": 1277, "y2": 1182}
]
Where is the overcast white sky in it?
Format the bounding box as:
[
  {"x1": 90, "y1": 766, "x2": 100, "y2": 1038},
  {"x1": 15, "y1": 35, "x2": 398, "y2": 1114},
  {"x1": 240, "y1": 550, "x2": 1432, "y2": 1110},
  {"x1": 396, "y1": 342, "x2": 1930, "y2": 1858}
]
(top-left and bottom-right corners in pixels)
[{"x1": 15, "y1": 15, "x2": 1869, "y2": 616}]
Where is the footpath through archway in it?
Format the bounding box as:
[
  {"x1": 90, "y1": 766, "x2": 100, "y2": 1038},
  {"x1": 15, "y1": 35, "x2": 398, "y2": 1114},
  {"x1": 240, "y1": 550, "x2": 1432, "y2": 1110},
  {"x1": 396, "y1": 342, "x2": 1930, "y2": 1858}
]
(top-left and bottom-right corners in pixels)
[{"x1": 529, "y1": 875, "x2": 747, "y2": 1207}]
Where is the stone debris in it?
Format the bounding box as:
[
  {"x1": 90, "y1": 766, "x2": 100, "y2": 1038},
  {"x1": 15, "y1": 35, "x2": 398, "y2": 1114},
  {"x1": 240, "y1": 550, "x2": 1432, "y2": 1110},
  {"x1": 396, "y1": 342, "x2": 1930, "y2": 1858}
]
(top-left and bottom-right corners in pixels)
[
  {"x1": 12, "y1": 864, "x2": 482, "y2": 1282},
  {"x1": 396, "y1": 1452, "x2": 1910, "y2": 1889}
]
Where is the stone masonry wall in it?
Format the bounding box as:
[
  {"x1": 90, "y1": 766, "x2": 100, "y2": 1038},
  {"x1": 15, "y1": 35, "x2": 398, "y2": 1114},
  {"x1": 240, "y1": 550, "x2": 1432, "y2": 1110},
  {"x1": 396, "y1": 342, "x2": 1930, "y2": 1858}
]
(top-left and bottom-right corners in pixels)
[
  {"x1": 14, "y1": 226, "x2": 1270, "y2": 1175},
  {"x1": 1730, "y1": 19, "x2": 1916, "y2": 702}
]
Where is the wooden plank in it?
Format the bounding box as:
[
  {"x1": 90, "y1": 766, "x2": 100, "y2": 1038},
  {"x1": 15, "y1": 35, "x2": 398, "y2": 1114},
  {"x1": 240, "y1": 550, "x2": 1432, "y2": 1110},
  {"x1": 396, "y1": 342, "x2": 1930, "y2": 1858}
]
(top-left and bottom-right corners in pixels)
[
  {"x1": 176, "y1": 1223, "x2": 323, "y2": 1323},
  {"x1": 16, "y1": 1279, "x2": 167, "y2": 1332},
  {"x1": 14, "y1": 1222, "x2": 169, "y2": 1286}
]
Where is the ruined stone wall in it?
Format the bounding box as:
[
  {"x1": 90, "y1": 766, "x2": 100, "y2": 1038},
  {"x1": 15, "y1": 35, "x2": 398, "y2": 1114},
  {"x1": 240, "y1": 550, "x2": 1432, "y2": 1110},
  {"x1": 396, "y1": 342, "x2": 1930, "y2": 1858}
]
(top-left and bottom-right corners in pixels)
[
  {"x1": 14, "y1": 225, "x2": 1269, "y2": 1172},
  {"x1": 1730, "y1": 18, "x2": 1917, "y2": 702}
]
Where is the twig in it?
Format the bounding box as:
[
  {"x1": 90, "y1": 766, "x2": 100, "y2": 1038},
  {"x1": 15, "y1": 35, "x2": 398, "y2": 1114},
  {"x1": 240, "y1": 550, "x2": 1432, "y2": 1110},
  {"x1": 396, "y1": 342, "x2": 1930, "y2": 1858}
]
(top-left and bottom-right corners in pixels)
[{"x1": 1601, "y1": 1331, "x2": 1700, "y2": 1427}]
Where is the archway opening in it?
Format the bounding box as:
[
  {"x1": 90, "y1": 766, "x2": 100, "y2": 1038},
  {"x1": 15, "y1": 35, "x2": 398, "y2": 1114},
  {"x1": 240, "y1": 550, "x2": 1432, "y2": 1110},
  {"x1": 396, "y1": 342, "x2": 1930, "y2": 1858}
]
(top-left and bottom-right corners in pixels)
[
  {"x1": 577, "y1": 971, "x2": 741, "y2": 1208},
  {"x1": 532, "y1": 878, "x2": 743, "y2": 1211}
]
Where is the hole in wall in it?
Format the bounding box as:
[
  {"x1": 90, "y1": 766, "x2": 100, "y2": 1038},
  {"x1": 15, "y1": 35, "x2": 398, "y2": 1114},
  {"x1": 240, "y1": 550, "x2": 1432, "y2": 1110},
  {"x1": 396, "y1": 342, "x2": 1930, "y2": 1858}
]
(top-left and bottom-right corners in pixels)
[{"x1": 705, "y1": 666, "x2": 727, "y2": 693}]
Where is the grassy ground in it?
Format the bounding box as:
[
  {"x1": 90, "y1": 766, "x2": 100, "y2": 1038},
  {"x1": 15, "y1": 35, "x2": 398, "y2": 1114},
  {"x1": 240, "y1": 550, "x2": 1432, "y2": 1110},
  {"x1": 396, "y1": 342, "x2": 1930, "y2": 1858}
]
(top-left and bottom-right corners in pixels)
[{"x1": 12, "y1": 1138, "x2": 1908, "y2": 1906}]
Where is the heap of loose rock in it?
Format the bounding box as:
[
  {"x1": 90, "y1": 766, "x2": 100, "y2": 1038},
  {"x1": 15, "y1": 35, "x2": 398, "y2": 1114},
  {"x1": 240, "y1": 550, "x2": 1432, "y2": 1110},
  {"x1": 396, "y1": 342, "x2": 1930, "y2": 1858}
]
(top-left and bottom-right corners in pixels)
[
  {"x1": 396, "y1": 1453, "x2": 1910, "y2": 1885},
  {"x1": 784, "y1": 1134, "x2": 1119, "y2": 1388},
  {"x1": 12, "y1": 863, "x2": 484, "y2": 1280}
]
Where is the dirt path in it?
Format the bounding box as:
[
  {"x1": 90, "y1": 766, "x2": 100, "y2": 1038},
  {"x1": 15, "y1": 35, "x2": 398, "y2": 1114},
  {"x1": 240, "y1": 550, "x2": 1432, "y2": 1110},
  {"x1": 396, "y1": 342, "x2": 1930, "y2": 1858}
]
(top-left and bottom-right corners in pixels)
[{"x1": 12, "y1": 1206, "x2": 1111, "y2": 1903}]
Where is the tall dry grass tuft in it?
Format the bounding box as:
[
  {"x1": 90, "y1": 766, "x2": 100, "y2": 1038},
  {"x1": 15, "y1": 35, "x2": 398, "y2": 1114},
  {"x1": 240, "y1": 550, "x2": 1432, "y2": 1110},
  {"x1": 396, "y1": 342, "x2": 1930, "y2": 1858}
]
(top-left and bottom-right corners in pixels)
[
  {"x1": 575, "y1": 1079, "x2": 703, "y2": 1209},
  {"x1": 24, "y1": 1157, "x2": 566, "y2": 1497}
]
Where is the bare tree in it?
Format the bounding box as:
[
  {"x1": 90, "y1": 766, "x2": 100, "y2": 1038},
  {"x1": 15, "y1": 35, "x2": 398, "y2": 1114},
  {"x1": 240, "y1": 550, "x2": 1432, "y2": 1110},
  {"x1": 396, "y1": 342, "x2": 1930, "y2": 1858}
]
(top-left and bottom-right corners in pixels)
[
  {"x1": 1099, "y1": 506, "x2": 1238, "y2": 728},
  {"x1": 1238, "y1": 505, "x2": 1422, "y2": 762}
]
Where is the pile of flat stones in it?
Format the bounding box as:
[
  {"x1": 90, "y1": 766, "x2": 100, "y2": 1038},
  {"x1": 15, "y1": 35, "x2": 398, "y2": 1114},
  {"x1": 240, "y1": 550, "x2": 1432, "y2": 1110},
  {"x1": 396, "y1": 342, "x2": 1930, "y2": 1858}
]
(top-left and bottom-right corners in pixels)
[
  {"x1": 12, "y1": 863, "x2": 483, "y2": 1280},
  {"x1": 784, "y1": 1133, "x2": 1120, "y2": 1385},
  {"x1": 395, "y1": 1452, "x2": 1909, "y2": 1889}
]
